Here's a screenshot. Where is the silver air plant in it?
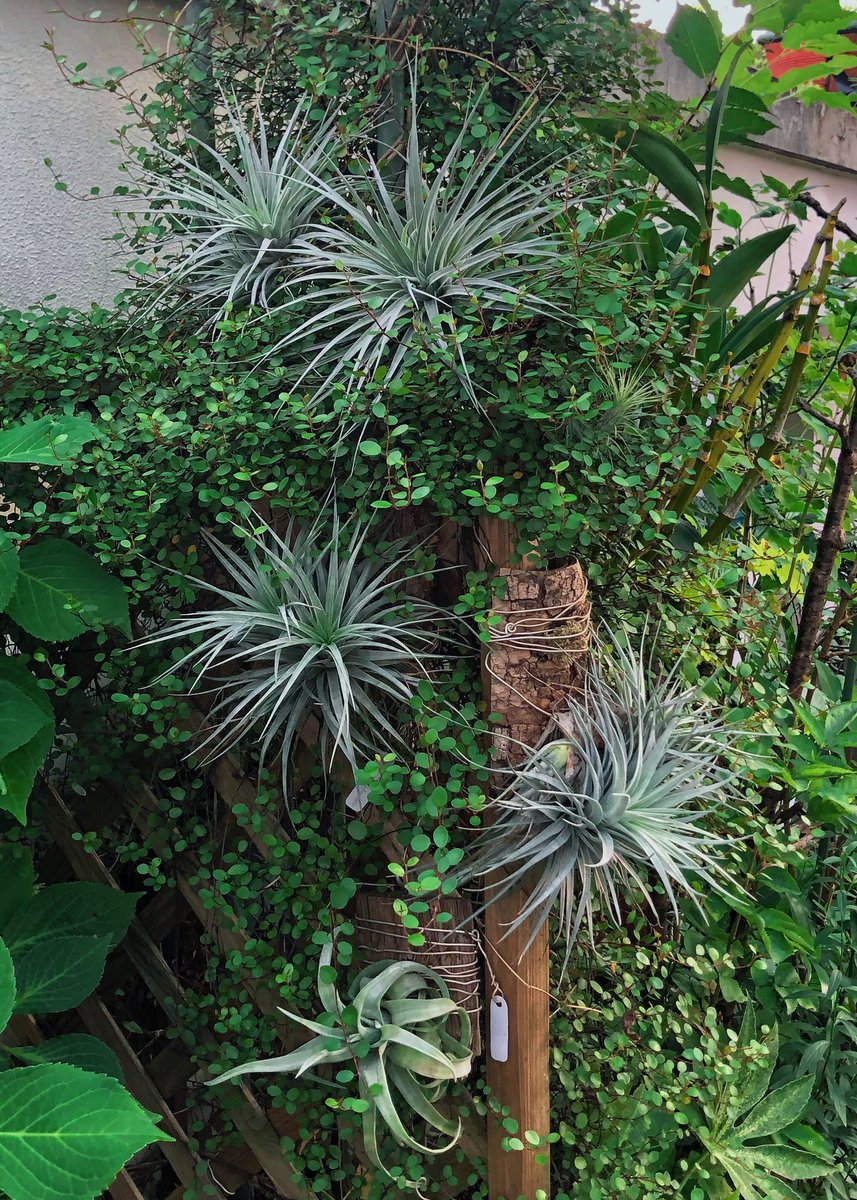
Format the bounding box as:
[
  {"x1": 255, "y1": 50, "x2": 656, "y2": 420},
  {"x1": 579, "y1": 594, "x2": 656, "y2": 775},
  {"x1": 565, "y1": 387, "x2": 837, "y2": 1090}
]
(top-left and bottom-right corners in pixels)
[
  {"x1": 150, "y1": 98, "x2": 336, "y2": 324},
  {"x1": 272, "y1": 94, "x2": 563, "y2": 400},
  {"x1": 458, "y1": 632, "x2": 740, "y2": 961},
  {"x1": 141, "y1": 514, "x2": 440, "y2": 785},
  {"x1": 210, "y1": 944, "x2": 473, "y2": 1185}
]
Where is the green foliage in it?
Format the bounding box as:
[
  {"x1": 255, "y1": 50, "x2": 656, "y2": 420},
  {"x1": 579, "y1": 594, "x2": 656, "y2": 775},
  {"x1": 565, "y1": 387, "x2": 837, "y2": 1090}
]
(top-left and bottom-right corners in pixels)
[
  {"x1": 7, "y1": 0, "x2": 857, "y2": 1196},
  {"x1": 0, "y1": 861, "x2": 167, "y2": 1200},
  {"x1": 701, "y1": 1007, "x2": 836, "y2": 1199},
  {"x1": 0, "y1": 418, "x2": 127, "y2": 821}
]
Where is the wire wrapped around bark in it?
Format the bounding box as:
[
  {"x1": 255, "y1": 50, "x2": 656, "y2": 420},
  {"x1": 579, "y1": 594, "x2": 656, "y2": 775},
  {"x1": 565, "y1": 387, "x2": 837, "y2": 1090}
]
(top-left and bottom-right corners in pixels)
[
  {"x1": 355, "y1": 893, "x2": 482, "y2": 1055},
  {"x1": 484, "y1": 562, "x2": 591, "y2": 765}
]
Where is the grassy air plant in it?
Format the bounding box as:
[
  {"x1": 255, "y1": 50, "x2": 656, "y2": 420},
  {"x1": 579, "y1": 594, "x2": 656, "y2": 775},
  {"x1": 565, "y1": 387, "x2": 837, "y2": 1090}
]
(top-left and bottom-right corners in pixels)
[
  {"x1": 567, "y1": 362, "x2": 662, "y2": 454},
  {"x1": 268, "y1": 93, "x2": 564, "y2": 400},
  {"x1": 143, "y1": 514, "x2": 440, "y2": 785},
  {"x1": 459, "y1": 632, "x2": 740, "y2": 960},
  {"x1": 151, "y1": 99, "x2": 337, "y2": 324},
  {"x1": 210, "y1": 944, "x2": 473, "y2": 1184}
]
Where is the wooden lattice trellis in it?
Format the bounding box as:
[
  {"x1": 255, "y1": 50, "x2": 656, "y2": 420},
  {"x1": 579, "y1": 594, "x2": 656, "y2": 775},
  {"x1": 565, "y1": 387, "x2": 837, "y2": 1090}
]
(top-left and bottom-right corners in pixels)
[{"x1": 27, "y1": 706, "x2": 486, "y2": 1200}]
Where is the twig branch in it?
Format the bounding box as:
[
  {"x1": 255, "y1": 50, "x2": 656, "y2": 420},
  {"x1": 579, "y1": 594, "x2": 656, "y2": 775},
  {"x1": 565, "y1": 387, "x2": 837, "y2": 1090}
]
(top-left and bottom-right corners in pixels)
[{"x1": 799, "y1": 191, "x2": 857, "y2": 244}]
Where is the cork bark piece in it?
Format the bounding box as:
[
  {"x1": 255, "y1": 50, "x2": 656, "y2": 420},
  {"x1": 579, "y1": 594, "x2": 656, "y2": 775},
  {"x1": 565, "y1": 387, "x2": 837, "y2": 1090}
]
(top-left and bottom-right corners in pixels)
[{"x1": 485, "y1": 561, "x2": 591, "y2": 764}]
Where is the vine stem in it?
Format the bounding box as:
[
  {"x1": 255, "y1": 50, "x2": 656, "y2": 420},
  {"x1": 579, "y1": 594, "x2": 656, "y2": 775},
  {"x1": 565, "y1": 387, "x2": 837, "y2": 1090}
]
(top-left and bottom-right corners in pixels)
[{"x1": 787, "y1": 369, "x2": 857, "y2": 696}]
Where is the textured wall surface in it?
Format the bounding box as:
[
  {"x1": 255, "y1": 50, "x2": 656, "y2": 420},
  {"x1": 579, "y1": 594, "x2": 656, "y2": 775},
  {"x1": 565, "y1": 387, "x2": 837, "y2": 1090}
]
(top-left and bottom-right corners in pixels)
[{"x1": 0, "y1": 0, "x2": 158, "y2": 309}]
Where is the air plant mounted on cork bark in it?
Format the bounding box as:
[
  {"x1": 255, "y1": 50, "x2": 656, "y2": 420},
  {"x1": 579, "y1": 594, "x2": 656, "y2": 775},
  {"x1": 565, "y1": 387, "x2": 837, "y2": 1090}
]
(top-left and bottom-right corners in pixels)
[{"x1": 458, "y1": 631, "x2": 742, "y2": 963}]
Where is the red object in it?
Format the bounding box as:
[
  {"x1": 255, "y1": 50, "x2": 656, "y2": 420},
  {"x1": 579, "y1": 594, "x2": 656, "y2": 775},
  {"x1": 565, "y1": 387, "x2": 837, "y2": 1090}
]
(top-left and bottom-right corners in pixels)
[{"x1": 763, "y1": 32, "x2": 857, "y2": 92}]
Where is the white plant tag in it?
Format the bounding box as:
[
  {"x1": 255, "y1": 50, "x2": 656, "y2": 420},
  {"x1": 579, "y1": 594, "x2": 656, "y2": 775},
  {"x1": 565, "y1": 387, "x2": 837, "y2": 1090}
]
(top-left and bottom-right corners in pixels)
[
  {"x1": 489, "y1": 994, "x2": 509, "y2": 1062},
  {"x1": 344, "y1": 785, "x2": 370, "y2": 813}
]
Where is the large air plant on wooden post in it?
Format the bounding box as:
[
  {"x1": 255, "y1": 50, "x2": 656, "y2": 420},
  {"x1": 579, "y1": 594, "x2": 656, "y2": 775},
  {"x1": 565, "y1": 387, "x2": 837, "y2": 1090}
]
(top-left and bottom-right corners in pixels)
[
  {"x1": 211, "y1": 944, "x2": 474, "y2": 1185},
  {"x1": 459, "y1": 633, "x2": 741, "y2": 961},
  {"x1": 141, "y1": 515, "x2": 442, "y2": 787}
]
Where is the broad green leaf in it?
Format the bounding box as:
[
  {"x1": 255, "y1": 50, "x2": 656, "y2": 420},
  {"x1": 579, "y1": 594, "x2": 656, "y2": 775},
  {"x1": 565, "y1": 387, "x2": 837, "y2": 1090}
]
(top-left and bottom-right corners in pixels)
[
  {"x1": 0, "y1": 415, "x2": 96, "y2": 466},
  {"x1": 824, "y1": 701, "x2": 857, "y2": 742},
  {"x1": 706, "y1": 227, "x2": 795, "y2": 312},
  {"x1": 0, "y1": 537, "x2": 19, "y2": 612},
  {"x1": 0, "y1": 1063, "x2": 169, "y2": 1200},
  {"x1": 0, "y1": 660, "x2": 55, "y2": 826},
  {"x1": 0, "y1": 681, "x2": 53, "y2": 761},
  {"x1": 11, "y1": 1035, "x2": 122, "y2": 1082},
  {"x1": 666, "y1": 4, "x2": 722, "y2": 77},
  {"x1": 578, "y1": 118, "x2": 706, "y2": 223},
  {"x1": 736, "y1": 1075, "x2": 814, "y2": 1141},
  {"x1": 1, "y1": 883, "x2": 138, "y2": 957},
  {"x1": 13, "y1": 935, "x2": 111, "y2": 1015},
  {"x1": 0, "y1": 847, "x2": 34, "y2": 925},
  {"x1": 705, "y1": 45, "x2": 749, "y2": 193},
  {"x1": 6, "y1": 539, "x2": 130, "y2": 642},
  {"x1": 756, "y1": 909, "x2": 816, "y2": 954},
  {"x1": 0, "y1": 938, "x2": 15, "y2": 1035},
  {"x1": 749, "y1": 1145, "x2": 837, "y2": 1180}
]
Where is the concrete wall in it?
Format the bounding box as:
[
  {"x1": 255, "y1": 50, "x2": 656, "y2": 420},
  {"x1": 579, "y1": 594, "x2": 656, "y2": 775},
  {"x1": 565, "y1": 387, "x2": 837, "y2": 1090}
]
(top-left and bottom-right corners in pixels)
[{"x1": 0, "y1": 0, "x2": 160, "y2": 310}]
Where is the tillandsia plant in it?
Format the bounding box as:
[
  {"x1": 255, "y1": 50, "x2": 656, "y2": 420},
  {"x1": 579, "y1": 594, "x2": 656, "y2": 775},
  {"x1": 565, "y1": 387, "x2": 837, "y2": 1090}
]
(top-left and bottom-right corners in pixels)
[
  {"x1": 566, "y1": 361, "x2": 664, "y2": 455},
  {"x1": 458, "y1": 631, "x2": 741, "y2": 959},
  {"x1": 262, "y1": 87, "x2": 565, "y2": 401},
  {"x1": 141, "y1": 513, "x2": 442, "y2": 786},
  {"x1": 210, "y1": 943, "x2": 473, "y2": 1184},
  {"x1": 148, "y1": 97, "x2": 337, "y2": 324}
]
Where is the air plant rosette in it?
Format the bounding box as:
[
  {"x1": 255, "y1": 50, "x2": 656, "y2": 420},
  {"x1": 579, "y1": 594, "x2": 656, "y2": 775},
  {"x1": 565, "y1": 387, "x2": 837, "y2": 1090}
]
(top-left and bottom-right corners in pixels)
[
  {"x1": 210, "y1": 943, "x2": 474, "y2": 1186},
  {"x1": 146, "y1": 98, "x2": 337, "y2": 325},
  {"x1": 149, "y1": 83, "x2": 568, "y2": 405},
  {"x1": 458, "y1": 631, "x2": 742, "y2": 963},
  {"x1": 140, "y1": 512, "x2": 445, "y2": 791}
]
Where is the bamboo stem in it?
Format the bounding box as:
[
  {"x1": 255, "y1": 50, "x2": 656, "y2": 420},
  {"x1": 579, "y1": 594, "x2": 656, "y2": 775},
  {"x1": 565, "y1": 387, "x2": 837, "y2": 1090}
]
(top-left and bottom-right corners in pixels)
[
  {"x1": 670, "y1": 208, "x2": 839, "y2": 521},
  {"x1": 702, "y1": 205, "x2": 843, "y2": 546}
]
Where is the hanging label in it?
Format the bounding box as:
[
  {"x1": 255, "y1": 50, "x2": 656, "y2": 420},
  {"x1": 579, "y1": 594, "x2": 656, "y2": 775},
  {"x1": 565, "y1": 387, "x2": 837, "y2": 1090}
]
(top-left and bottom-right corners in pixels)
[
  {"x1": 489, "y1": 994, "x2": 509, "y2": 1062},
  {"x1": 344, "y1": 785, "x2": 370, "y2": 813}
]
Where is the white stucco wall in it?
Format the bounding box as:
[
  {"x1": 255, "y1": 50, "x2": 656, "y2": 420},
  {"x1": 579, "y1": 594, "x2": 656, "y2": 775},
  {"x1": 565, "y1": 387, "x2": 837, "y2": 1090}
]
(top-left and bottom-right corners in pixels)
[{"x1": 0, "y1": 0, "x2": 160, "y2": 309}]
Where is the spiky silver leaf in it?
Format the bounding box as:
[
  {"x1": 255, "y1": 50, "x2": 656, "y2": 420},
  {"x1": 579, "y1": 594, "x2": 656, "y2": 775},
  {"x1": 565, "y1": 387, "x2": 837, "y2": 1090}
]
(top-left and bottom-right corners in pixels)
[
  {"x1": 459, "y1": 631, "x2": 741, "y2": 960},
  {"x1": 140, "y1": 514, "x2": 441, "y2": 786},
  {"x1": 149, "y1": 98, "x2": 337, "y2": 324},
  {"x1": 211, "y1": 943, "x2": 473, "y2": 1184}
]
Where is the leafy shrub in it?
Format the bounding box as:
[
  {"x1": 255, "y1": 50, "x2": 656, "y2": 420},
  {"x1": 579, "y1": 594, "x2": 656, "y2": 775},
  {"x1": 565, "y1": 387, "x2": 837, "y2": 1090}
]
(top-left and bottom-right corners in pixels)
[{"x1": 0, "y1": 852, "x2": 167, "y2": 1200}]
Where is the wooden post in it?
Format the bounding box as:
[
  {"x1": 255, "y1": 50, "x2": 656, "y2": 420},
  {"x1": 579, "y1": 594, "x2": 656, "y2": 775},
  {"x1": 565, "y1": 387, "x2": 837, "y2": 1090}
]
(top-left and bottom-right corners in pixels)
[{"x1": 478, "y1": 519, "x2": 590, "y2": 1200}]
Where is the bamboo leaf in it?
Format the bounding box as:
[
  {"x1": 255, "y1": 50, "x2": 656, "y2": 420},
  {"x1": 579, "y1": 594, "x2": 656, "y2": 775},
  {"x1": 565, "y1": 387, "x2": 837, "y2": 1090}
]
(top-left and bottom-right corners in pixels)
[
  {"x1": 706, "y1": 227, "x2": 795, "y2": 312},
  {"x1": 579, "y1": 119, "x2": 706, "y2": 224}
]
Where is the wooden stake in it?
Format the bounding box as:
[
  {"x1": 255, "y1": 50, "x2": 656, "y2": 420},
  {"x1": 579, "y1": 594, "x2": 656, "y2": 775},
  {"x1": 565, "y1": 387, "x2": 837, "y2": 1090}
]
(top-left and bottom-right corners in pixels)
[{"x1": 477, "y1": 519, "x2": 590, "y2": 1200}]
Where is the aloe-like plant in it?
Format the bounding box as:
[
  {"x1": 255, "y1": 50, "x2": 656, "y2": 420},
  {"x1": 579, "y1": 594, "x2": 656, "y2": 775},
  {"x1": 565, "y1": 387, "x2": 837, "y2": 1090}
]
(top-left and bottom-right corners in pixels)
[
  {"x1": 142, "y1": 515, "x2": 441, "y2": 783},
  {"x1": 458, "y1": 632, "x2": 740, "y2": 956},
  {"x1": 150, "y1": 99, "x2": 336, "y2": 323},
  {"x1": 211, "y1": 944, "x2": 473, "y2": 1183},
  {"x1": 267, "y1": 93, "x2": 563, "y2": 399}
]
